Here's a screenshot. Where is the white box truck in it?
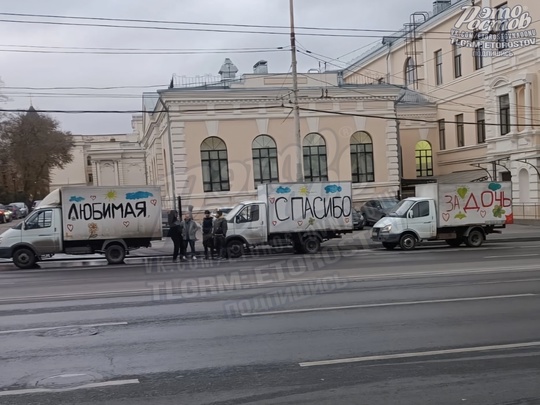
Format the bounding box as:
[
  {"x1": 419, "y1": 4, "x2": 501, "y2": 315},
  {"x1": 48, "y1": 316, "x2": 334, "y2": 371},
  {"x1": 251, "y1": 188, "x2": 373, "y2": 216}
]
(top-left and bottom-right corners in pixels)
[
  {"x1": 371, "y1": 182, "x2": 513, "y2": 250},
  {"x1": 0, "y1": 186, "x2": 162, "y2": 269},
  {"x1": 224, "y1": 182, "x2": 354, "y2": 257}
]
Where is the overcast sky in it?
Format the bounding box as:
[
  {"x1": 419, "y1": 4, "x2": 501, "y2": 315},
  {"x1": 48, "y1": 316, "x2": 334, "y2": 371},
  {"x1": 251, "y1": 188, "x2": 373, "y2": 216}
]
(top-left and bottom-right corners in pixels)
[{"x1": 0, "y1": 0, "x2": 432, "y2": 135}]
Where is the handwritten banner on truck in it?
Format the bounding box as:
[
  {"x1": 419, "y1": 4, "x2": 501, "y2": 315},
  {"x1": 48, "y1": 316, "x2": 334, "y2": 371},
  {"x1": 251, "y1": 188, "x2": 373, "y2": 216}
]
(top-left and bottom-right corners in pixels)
[
  {"x1": 259, "y1": 182, "x2": 353, "y2": 233},
  {"x1": 61, "y1": 187, "x2": 162, "y2": 240},
  {"x1": 438, "y1": 182, "x2": 513, "y2": 226}
]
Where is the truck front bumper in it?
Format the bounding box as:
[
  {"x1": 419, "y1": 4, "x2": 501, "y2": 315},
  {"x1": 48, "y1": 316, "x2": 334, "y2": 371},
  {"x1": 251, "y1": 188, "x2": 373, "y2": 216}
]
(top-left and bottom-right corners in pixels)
[
  {"x1": 371, "y1": 228, "x2": 400, "y2": 244},
  {"x1": 0, "y1": 247, "x2": 12, "y2": 259}
]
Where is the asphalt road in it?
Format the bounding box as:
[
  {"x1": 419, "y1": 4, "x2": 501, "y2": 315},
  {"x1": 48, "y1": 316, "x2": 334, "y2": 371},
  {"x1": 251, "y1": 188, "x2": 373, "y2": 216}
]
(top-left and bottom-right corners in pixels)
[{"x1": 0, "y1": 242, "x2": 539, "y2": 404}]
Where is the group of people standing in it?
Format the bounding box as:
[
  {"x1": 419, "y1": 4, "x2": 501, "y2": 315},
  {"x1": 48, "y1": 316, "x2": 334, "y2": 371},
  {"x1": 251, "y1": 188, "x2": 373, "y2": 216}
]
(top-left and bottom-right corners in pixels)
[{"x1": 167, "y1": 209, "x2": 228, "y2": 262}]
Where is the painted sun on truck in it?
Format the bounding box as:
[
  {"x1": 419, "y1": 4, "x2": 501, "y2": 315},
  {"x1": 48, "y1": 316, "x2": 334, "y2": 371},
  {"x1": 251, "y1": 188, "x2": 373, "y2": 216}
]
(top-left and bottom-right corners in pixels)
[{"x1": 371, "y1": 182, "x2": 513, "y2": 251}]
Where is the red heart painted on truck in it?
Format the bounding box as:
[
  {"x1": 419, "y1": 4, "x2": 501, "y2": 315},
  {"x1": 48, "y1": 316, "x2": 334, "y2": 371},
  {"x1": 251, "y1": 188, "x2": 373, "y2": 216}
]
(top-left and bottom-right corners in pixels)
[
  {"x1": 297, "y1": 221, "x2": 303, "y2": 226},
  {"x1": 345, "y1": 218, "x2": 350, "y2": 223},
  {"x1": 123, "y1": 221, "x2": 130, "y2": 227},
  {"x1": 272, "y1": 221, "x2": 277, "y2": 226},
  {"x1": 150, "y1": 199, "x2": 157, "y2": 206},
  {"x1": 269, "y1": 198, "x2": 275, "y2": 204},
  {"x1": 90, "y1": 195, "x2": 96, "y2": 200},
  {"x1": 442, "y1": 213, "x2": 450, "y2": 222},
  {"x1": 67, "y1": 224, "x2": 74, "y2": 232},
  {"x1": 480, "y1": 210, "x2": 487, "y2": 218}
]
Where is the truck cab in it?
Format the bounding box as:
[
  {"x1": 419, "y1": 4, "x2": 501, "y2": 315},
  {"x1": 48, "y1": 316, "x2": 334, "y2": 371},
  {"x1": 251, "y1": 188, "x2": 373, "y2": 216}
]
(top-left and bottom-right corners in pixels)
[
  {"x1": 0, "y1": 207, "x2": 63, "y2": 268},
  {"x1": 224, "y1": 201, "x2": 268, "y2": 256},
  {"x1": 372, "y1": 198, "x2": 437, "y2": 250}
]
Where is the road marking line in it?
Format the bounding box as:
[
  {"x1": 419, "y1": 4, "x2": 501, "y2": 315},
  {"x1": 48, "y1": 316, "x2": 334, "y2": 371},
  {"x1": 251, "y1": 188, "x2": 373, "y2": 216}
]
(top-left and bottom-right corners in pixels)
[
  {"x1": 485, "y1": 254, "x2": 540, "y2": 259},
  {"x1": 0, "y1": 379, "x2": 140, "y2": 396},
  {"x1": 0, "y1": 321, "x2": 128, "y2": 335},
  {"x1": 241, "y1": 294, "x2": 537, "y2": 317},
  {"x1": 299, "y1": 341, "x2": 540, "y2": 367}
]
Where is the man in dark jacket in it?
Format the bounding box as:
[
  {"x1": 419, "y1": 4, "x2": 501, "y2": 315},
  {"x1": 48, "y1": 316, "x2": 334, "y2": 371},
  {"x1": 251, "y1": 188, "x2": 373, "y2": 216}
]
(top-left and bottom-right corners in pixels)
[
  {"x1": 201, "y1": 210, "x2": 214, "y2": 260},
  {"x1": 167, "y1": 216, "x2": 186, "y2": 262},
  {"x1": 213, "y1": 210, "x2": 228, "y2": 260}
]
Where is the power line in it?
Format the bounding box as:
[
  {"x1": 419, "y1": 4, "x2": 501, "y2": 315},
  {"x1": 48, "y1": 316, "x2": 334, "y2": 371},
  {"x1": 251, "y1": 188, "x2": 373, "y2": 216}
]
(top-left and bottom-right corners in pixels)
[
  {"x1": 0, "y1": 47, "x2": 288, "y2": 55},
  {"x1": 0, "y1": 18, "x2": 462, "y2": 39},
  {"x1": 0, "y1": 11, "x2": 464, "y2": 35}
]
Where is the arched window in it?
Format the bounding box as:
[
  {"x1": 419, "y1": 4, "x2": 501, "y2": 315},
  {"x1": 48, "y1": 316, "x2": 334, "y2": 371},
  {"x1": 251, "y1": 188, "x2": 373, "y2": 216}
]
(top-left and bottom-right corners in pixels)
[
  {"x1": 405, "y1": 57, "x2": 416, "y2": 87},
  {"x1": 252, "y1": 135, "x2": 279, "y2": 186},
  {"x1": 303, "y1": 133, "x2": 328, "y2": 182},
  {"x1": 519, "y1": 168, "x2": 530, "y2": 202},
  {"x1": 350, "y1": 131, "x2": 374, "y2": 183},
  {"x1": 415, "y1": 141, "x2": 433, "y2": 177},
  {"x1": 86, "y1": 155, "x2": 92, "y2": 166},
  {"x1": 200, "y1": 137, "x2": 230, "y2": 192}
]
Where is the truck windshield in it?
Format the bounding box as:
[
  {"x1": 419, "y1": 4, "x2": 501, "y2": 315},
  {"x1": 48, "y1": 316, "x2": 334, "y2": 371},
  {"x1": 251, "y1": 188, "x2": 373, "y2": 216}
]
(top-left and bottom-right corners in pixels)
[
  {"x1": 388, "y1": 200, "x2": 415, "y2": 217},
  {"x1": 225, "y1": 205, "x2": 244, "y2": 221}
]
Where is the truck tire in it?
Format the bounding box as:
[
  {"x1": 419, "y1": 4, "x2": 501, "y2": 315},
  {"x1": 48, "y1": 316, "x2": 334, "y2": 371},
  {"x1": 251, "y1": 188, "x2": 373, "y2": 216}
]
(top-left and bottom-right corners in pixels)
[
  {"x1": 13, "y1": 248, "x2": 37, "y2": 269},
  {"x1": 446, "y1": 238, "x2": 463, "y2": 247},
  {"x1": 399, "y1": 233, "x2": 417, "y2": 251},
  {"x1": 465, "y1": 229, "x2": 484, "y2": 248},
  {"x1": 105, "y1": 244, "x2": 126, "y2": 265},
  {"x1": 302, "y1": 236, "x2": 321, "y2": 254},
  {"x1": 382, "y1": 242, "x2": 397, "y2": 250},
  {"x1": 226, "y1": 240, "x2": 244, "y2": 258}
]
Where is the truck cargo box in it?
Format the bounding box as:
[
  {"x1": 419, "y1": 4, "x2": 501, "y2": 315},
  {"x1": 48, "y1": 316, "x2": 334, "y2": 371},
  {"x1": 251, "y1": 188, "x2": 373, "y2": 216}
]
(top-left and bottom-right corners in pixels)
[
  {"x1": 257, "y1": 182, "x2": 353, "y2": 234},
  {"x1": 49, "y1": 186, "x2": 163, "y2": 241},
  {"x1": 415, "y1": 182, "x2": 513, "y2": 227}
]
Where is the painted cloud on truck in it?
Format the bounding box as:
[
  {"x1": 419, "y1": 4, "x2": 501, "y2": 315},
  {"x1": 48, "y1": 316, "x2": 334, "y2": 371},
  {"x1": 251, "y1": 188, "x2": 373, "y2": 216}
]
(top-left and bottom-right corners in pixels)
[{"x1": 126, "y1": 191, "x2": 154, "y2": 200}]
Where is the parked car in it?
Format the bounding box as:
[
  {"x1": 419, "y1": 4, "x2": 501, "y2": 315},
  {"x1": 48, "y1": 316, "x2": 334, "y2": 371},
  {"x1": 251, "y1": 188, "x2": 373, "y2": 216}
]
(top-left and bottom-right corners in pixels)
[
  {"x1": 360, "y1": 198, "x2": 400, "y2": 226},
  {"x1": 31, "y1": 200, "x2": 42, "y2": 212},
  {"x1": 352, "y1": 208, "x2": 366, "y2": 230},
  {"x1": 5, "y1": 204, "x2": 22, "y2": 220},
  {"x1": 0, "y1": 204, "x2": 13, "y2": 223},
  {"x1": 9, "y1": 202, "x2": 28, "y2": 217}
]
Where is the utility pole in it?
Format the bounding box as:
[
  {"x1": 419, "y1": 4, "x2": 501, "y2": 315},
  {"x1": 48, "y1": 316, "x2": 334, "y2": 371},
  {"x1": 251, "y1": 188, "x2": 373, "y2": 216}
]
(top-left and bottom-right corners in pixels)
[
  {"x1": 158, "y1": 95, "x2": 177, "y2": 213},
  {"x1": 289, "y1": 0, "x2": 303, "y2": 182}
]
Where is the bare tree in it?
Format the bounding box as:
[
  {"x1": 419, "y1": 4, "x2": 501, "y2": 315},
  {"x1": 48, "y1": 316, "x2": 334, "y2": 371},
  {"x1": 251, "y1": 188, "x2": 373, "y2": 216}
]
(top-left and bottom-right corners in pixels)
[{"x1": 1, "y1": 107, "x2": 74, "y2": 199}]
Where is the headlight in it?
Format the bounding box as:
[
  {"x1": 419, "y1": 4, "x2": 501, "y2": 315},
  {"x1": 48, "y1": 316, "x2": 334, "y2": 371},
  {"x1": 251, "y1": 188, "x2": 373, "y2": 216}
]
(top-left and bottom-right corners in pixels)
[{"x1": 381, "y1": 224, "x2": 392, "y2": 233}]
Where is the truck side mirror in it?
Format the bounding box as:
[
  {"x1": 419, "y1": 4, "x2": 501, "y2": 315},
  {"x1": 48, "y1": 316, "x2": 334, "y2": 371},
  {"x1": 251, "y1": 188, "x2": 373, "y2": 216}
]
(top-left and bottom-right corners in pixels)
[{"x1": 407, "y1": 210, "x2": 414, "y2": 219}]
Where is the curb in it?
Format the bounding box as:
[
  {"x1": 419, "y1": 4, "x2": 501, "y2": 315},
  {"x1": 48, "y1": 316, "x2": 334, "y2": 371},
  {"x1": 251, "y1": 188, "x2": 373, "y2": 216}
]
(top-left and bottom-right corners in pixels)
[{"x1": 1, "y1": 236, "x2": 539, "y2": 267}]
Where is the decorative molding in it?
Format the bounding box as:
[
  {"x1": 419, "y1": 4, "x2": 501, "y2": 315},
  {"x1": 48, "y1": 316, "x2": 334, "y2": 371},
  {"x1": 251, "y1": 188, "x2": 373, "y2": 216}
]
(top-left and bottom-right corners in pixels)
[
  {"x1": 307, "y1": 117, "x2": 319, "y2": 133},
  {"x1": 256, "y1": 118, "x2": 269, "y2": 134},
  {"x1": 205, "y1": 120, "x2": 219, "y2": 137}
]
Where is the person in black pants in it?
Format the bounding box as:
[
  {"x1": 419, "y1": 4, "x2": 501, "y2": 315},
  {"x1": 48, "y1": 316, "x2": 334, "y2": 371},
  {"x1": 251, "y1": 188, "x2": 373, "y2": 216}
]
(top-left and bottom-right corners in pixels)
[
  {"x1": 213, "y1": 210, "x2": 228, "y2": 260},
  {"x1": 167, "y1": 216, "x2": 186, "y2": 262},
  {"x1": 201, "y1": 210, "x2": 215, "y2": 259}
]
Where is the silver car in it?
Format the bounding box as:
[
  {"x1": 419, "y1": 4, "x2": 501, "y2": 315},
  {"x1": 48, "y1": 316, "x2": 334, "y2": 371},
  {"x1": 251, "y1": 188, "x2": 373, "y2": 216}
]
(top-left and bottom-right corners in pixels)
[{"x1": 9, "y1": 202, "x2": 28, "y2": 217}]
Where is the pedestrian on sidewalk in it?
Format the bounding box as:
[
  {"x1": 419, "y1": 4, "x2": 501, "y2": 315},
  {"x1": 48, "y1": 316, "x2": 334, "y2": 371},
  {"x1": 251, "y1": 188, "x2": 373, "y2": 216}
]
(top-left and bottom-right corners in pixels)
[
  {"x1": 183, "y1": 213, "x2": 200, "y2": 259},
  {"x1": 201, "y1": 210, "x2": 215, "y2": 260},
  {"x1": 167, "y1": 216, "x2": 186, "y2": 262},
  {"x1": 213, "y1": 210, "x2": 228, "y2": 260}
]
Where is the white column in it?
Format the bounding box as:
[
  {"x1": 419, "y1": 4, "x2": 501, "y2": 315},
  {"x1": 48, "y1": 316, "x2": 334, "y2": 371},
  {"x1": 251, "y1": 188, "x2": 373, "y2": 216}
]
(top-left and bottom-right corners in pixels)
[
  {"x1": 509, "y1": 86, "x2": 517, "y2": 134},
  {"x1": 94, "y1": 162, "x2": 100, "y2": 186},
  {"x1": 114, "y1": 161, "x2": 120, "y2": 186},
  {"x1": 525, "y1": 81, "x2": 532, "y2": 131}
]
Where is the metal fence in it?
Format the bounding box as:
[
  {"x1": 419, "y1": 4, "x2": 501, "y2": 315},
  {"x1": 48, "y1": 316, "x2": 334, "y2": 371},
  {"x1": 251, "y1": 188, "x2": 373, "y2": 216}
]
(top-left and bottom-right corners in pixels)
[{"x1": 512, "y1": 204, "x2": 540, "y2": 220}]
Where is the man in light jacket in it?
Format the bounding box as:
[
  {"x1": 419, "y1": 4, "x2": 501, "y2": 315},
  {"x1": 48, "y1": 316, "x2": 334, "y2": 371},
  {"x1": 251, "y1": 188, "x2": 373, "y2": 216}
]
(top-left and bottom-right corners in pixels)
[{"x1": 182, "y1": 213, "x2": 200, "y2": 260}]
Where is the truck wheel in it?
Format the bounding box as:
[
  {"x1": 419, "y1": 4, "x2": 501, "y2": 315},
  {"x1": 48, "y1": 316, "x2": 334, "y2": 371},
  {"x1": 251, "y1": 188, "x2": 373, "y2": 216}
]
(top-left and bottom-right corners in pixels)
[
  {"x1": 382, "y1": 242, "x2": 397, "y2": 250},
  {"x1": 465, "y1": 230, "x2": 484, "y2": 248},
  {"x1": 399, "y1": 233, "x2": 417, "y2": 251},
  {"x1": 446, "y1": 238, "x2": 463, "y2": 247},
  {"x1": 302, "y1": 236, "x2": 321, "y2": 254},
  {"x1": 13, "y1": 248, "x2": 37, "y2": 269},
  {"x1": 226, "y1": 240, "x2": 244, "y2": 258},
  {"x1": 105, "y1": 244, "x2": 126, "y2": 265}
]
